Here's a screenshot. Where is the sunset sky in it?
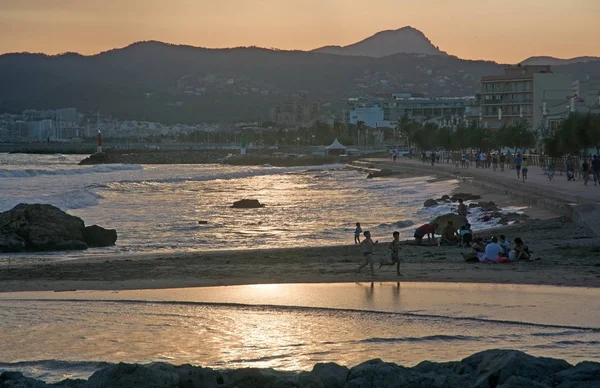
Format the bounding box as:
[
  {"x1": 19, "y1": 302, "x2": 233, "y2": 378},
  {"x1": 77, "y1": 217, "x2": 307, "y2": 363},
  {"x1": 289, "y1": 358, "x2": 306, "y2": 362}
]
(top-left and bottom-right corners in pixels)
[{"x1": 1, "y1": 0, "x2": 599, "y2": 63}]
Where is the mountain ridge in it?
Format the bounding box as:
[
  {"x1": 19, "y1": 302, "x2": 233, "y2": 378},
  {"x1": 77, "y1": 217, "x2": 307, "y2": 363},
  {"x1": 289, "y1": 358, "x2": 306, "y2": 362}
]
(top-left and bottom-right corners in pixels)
[
  {"x1": 312, "y1": 26, "x2": 446, "y2": 58},
  {"x1": 1, "y1": 32, "x2": 599, "y2": 124}
]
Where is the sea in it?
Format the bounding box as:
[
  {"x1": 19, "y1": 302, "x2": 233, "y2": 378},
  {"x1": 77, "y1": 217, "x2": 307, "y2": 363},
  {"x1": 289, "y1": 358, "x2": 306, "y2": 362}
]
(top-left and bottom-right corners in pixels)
[
  {"x1": 1, "y1": 283, "x2": 599, "y2": 383},
  {"x1": 5, "y1": 153, "x2": 588, "y2": 384},
  {"x1": 0, "y1": 153, "x2": 514, "y2": 264}
]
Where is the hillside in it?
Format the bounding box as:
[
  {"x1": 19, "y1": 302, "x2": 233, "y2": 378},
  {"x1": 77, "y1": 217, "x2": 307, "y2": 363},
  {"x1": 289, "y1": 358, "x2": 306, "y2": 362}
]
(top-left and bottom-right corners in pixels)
[
  {"x1": 312, "y1": 26, "x2": 446, "y2": 58},
  {"x1": 521, "y1": 56, "x2": 600, "y2": 66},
  {"x1": 1, "y1": 41, "x2": 599, "y2": 123}
]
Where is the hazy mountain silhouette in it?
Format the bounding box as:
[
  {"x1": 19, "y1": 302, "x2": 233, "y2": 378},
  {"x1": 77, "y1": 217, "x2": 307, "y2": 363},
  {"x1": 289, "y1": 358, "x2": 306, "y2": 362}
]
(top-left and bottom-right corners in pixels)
[
  {"x1": 312, "y1": 26, "x2": 446, "y2": 57},
  {"x1": 520, "y1": 56, "x2": 600, "y2": 66},
  {"x1": 1, "y1": 36, "x2": 599, "y2": 123}
]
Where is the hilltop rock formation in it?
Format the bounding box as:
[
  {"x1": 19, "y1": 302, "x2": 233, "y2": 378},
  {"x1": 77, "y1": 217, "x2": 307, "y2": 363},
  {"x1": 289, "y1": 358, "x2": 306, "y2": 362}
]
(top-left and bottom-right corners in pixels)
[
  {"x1": 1, "y1": 349, "x2": 598, "y2": 387},
  {"x1": 312, "y1": 26, "x2": 447, "y2": 57},
  {"x1": 0, "y1": 203, "x2": 117, "y2": 252}
]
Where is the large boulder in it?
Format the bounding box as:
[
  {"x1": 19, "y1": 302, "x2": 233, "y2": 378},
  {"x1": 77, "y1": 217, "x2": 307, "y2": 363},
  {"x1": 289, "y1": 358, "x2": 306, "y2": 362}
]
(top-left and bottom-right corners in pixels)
[
  {"x1": 86, "y1": 363, "x2": 178, "y2": 388},
  {"x1": 451, "y1": 192, "x2": 482, "y2": 202},
  {"x1": 84, "y1": 225, "x2": 118, "y2": 247},
  {"x1": 311, "y1": 362, "x2": 349, "y2": 388},
  {"x1": 0, "y1": 203, "x2": 87, "y2": 252},
  {"x1": 554, "y1": 361, "x2": 600, "y2": 388},
  {"x1": 0, "y1": 203, "x2": 117, "y2": 252},
  {"x1": 459, "y1": 349, "x2": 571, "y2": 388},
  {"x1": 431, "y1": 213, "x2": 468, "y2": 234},
  {"x1": 0, "y1": 232, "x2": 26, "y2": 252},
  {"x1": 424, "y1": 199, "x2": 438, "y2": 207},
  {"x1": 231, "y1": 199, "x2": 265, "y2": 209}
]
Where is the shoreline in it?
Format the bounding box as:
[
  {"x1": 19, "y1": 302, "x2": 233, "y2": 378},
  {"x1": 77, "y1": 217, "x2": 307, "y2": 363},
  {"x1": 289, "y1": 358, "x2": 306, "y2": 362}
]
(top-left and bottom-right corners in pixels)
[
  {"x1": 1, "y1": 348, "x2": 598, "y2": 387},
  {"x1": 2, "y1": 162, "x2": 599, "y2": 293},
  {"x1": 1, "y1": 215, "x2": 599, "y2": 293}
]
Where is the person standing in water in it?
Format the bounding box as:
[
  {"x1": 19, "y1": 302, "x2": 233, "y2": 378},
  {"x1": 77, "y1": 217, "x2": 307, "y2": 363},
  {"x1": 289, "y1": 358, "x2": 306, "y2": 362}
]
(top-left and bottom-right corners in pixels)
[
  {"x1": 357, "y1": 231, "x2": 378, "y2": 276},
  {"x1": 354, "y1": 222, "x2": 362, "y2": 244},
  {"x1": 379, "y1": 231, "x2": 402, "y2": 276}
]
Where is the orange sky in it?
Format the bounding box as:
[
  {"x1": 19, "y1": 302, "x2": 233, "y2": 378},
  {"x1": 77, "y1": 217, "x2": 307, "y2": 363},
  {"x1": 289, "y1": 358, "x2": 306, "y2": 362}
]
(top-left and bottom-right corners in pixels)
[{"x1": 1, "y1": 0, "x2": 599, "y2": 63}]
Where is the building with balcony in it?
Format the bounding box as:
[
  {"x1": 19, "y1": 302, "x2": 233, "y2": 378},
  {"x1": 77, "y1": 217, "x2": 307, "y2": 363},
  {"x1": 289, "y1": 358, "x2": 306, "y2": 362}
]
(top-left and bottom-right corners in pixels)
[{"x1": 479, "y1": 65, "x2": 573, "y2": 131}]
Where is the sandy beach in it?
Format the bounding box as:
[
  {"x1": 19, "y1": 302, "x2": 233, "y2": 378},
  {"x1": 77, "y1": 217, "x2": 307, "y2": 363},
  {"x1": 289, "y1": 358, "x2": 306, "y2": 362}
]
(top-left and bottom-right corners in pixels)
[{"x1": 2, "y1": 178, "x2": 599, "y2": 293}]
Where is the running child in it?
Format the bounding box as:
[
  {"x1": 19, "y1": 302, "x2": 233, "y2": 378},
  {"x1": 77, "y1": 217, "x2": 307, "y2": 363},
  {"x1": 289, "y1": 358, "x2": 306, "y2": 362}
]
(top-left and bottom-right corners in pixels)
[
  {"x1": 379, "y1": 231, "x2": 402, "y2": 276},
  {"x1": 357, "y1": 231, "x2": 378, "y2": 276},
  {"x1": 354, "y1": 222, "x2": 362, "y2": 244},
  {"x1": 521, "y1": 157, "x2": 528, "y2": 182}
]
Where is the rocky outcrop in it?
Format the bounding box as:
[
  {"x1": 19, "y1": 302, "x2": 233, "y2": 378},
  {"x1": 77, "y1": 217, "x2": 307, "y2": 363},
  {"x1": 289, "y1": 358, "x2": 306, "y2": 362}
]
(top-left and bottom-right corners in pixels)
[
  {"x1": 469, "y1": 201, "x2": 501, "y2": 212},
  {"x1": 0, "y1": 203, "x2": 117, "y2": 252},
  {"x1": 366, "y1": 169, "x2": 394, "y2": 179},
  {"x1": 1, "y1": 349, "x2": 598, "y2": 388},
  {"x1": 424, "y1": 199, "x2": 438, "y2": 207},
  {"x1": 451, "y1": 192, "x2": 482, "y2": 202},
  {"x1": 83, "y1": 225, "x2": 118, "y2": 247},
  {"x1": 231, "y1": 199, "x2": 265, "y2": 209}
]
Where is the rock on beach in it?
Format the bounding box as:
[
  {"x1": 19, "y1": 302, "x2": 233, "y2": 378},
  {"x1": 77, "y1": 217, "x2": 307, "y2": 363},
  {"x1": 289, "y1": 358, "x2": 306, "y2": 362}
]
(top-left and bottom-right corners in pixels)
[{"x1": 1, "y1": 349, "x2": 598, "y2": 387}]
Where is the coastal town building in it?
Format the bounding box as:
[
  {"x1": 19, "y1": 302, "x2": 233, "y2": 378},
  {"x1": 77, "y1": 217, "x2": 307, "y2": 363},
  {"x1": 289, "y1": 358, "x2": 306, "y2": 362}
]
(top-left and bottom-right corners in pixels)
[
  {"x1": 346, "y1": 93, "x2": 474, "y2": 128},
  {"x1": 478, "y1": 65, "x2": 573, "y2": 132}
]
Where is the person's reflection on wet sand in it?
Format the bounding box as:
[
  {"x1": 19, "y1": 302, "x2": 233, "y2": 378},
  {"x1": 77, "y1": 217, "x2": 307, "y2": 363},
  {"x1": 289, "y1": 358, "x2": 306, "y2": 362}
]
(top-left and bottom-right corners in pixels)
[{"x1": 392, "y1": 282, "x2": 401, "y2": 304}]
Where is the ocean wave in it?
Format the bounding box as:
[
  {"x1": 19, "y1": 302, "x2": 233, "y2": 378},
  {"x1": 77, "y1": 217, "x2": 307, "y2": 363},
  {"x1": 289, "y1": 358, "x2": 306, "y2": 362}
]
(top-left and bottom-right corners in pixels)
[
  {"x1": 0, "y1": 188, "x2": 104, "y2": 211},
  {"x1": 377, "y1": 220, "x2": 415, "y2": 229},
  {"x1": 107, "y1": 164, "x2": 346, "y2": 187},
  {"x1": 20, "y1": 299, "x2": 600, "y2": 332},
  {"x1": 0, "y1": 164, "x2": 143, "y2": 178},
  {"x1": 358, "y1": 334, "x2": 479, "y2": 344},
  {"x1": 0, "y1": 359, "x2": 111, "y2": 370}
]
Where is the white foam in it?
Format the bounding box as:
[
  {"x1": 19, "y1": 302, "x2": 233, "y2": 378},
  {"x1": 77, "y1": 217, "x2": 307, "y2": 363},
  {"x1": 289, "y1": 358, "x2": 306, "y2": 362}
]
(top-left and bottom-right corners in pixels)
[{"x1": 0, "y1": 164, "x2": 143, "y2": 178}]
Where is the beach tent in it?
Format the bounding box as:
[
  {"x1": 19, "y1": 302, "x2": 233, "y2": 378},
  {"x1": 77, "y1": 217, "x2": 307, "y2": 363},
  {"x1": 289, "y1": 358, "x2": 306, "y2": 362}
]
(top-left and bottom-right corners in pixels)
[{"x1": 326, "y1": 138, "x2": 347, "y2": 156}]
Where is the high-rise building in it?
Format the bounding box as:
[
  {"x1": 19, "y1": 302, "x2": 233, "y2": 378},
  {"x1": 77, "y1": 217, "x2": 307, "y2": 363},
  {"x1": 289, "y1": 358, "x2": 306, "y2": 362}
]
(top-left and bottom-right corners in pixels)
[{"x1": 479, "y1": 65, "x2": 573, "y2": 131}]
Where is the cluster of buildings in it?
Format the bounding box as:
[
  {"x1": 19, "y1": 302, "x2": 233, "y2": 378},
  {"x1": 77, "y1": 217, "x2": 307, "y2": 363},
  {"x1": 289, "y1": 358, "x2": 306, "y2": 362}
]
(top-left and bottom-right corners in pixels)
[
  {"x1": 0, "y1": 108, "x2": 228, "y2": 143},
  {"x1": 346, "y1": 65, "x2": 600, "y2": 137},
  {"x1": 0, "y1": 108, "x2": 80, "y2": 142}
]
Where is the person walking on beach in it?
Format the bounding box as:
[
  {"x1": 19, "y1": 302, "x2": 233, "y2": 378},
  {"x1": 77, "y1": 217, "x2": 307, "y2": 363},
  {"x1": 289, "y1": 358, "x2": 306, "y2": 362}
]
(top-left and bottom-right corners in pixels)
[
  {"x1": 521, "y1": 157, "x2": 528, "y2": 182},
  {"x1": 592, "y1": 155, "x2": 600, "y2": 186},
  {"x1": 354, "y1": 223, "x2": 362, "y2": 244},
  {"x1": 357, "y1": 231, "x2": 378, "y2": 276},
  {"x1": 514, "y1": 153, "x2": 523, "y2": 179},
  {"x1": 499, "y1": 153, "x2": 506, "y2": 172},
  {"x1": 431, "y1": 151, "x2": 436, "y2": 166},
  {"x1": 582, "y1": 158, "x2": 591, "y2": 186},
  {"x1": 379, "y1": 231, "x2": 402, "y2": 276}
]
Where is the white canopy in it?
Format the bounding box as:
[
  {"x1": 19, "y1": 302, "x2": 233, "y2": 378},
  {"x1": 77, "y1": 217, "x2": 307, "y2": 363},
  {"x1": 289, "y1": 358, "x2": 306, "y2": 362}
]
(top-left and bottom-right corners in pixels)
[{"x1": 326, "y1": 138, "x2": 347, "y2": 150}]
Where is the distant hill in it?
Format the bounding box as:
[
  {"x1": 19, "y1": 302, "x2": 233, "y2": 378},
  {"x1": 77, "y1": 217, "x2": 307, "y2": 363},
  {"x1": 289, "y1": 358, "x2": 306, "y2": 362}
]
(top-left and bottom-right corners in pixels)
[
  {"x1": 1, "y1": 41, "x2": 599, "y2": 123},
  {"x1": 520, "y1": 56, "x2": 600, "y2": 66},
  {"x1": 312, "y1": 26, "x2": 446, "y2": 58}
]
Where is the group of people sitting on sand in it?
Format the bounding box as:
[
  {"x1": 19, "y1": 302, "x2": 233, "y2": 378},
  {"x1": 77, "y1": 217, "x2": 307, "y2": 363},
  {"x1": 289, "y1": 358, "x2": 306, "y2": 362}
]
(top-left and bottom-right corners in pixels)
[
  {"x1": 353, "y1": 212, "x2": 533, "y2": 277},
  {"x1": 462, "y1": 235, "x2": 531, "y2": 263}
]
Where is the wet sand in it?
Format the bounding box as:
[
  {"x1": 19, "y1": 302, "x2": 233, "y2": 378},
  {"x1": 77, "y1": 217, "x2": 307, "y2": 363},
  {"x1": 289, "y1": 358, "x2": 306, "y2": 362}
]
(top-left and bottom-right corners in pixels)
[{"x1": 1, "y1": 176, "x2": 599, "y2": 293}]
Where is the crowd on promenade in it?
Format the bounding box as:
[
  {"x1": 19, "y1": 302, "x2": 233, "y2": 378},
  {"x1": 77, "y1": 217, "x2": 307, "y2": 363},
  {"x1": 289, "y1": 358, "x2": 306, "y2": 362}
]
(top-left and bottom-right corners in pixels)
[{"x1": 388, "y1": 148, "x2": 600, "y2": 186}]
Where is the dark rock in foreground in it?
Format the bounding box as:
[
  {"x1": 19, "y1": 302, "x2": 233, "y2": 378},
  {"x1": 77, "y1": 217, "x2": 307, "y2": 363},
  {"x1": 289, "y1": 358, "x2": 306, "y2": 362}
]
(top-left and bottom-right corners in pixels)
[
  {"x1": 424, "y1": 199, "x2": 438, "y2": 207},
  {"x1": 451, "y1": 192, "x2": 482, "y2": 202},
  {"x1": 83, "y1": 225, "x2": 118, "y2": 247},
  {"x1": 231, "y1": 199, "x2": 265, "y2": 209},
  {"x1": 366, "y1": 169, "x2": 393, "y2": 179},
  {"x1": 0, "y1": 204, "x2": 117, "y2": 253},
  {"x1": 2, "y1": 349, "x2": 598, "y2": 387}
]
